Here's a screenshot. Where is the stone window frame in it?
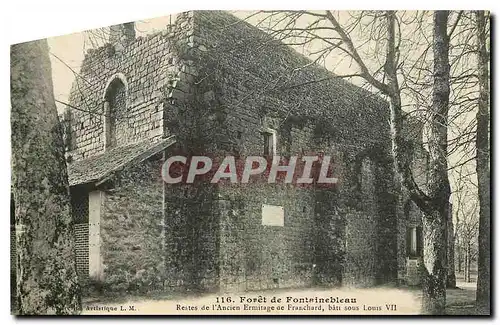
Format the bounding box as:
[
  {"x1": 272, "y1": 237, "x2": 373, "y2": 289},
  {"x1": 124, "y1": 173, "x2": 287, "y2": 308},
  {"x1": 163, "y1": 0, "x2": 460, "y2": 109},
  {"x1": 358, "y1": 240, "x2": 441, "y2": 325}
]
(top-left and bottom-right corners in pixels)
[
  {"x1": 102, "y1": 73, "x2": 129, "y2": 150},
  {"x1": 260, "y1": 127, "x2": 277, "y2": 158},
  {"x1": 406, "y1": 225, "x2": 423, "y2": 259},
  {"x1": 404, "y1": 200, "x2": 424, "y2": 259}
]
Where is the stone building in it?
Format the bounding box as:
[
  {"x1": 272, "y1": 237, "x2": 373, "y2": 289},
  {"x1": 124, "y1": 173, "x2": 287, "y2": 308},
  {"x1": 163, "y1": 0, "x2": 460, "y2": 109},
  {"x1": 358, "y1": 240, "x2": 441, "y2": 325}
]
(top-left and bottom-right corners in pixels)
[{"x1": 60, "y1": 10, "x2": 428, "y2": 293}]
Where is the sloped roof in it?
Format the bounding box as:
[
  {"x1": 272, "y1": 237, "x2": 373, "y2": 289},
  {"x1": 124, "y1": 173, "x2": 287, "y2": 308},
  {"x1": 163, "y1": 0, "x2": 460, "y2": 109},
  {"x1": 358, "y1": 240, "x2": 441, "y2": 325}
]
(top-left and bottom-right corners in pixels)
[
  {"x1": 191, "y1": 11, "x2": 391, "y2": 145},
  {"x1": 67, "y1": 135, "x2": 176, "y2": 186}
]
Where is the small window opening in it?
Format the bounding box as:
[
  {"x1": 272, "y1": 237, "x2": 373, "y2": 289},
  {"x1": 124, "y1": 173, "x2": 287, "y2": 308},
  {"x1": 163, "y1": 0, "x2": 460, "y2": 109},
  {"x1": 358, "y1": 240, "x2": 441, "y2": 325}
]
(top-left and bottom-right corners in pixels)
[
  {"x1": 10, "y1": 197, "x2": 15, "y2": 226},
  {"x1": 406, "y1": 226, "x2": 423, "y2": 259},
  {"x1": 263, "y1": 130, "x2": 276, "y2": 157},
  {"x1": 71, "y1": 189, "x2": 89, "y2": 224}
]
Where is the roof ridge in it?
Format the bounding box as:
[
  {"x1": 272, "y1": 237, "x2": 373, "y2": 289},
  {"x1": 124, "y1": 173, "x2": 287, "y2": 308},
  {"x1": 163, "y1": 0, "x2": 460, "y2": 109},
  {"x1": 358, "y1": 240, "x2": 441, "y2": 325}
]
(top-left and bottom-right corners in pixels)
[{"x1": 189, "y1": 10, "x2": 387, "y2": 106}]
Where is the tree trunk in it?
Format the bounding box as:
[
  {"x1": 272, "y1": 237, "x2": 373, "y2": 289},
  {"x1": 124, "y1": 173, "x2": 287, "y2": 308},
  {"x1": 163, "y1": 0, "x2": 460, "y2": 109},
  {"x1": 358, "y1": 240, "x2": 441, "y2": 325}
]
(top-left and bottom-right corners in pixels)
[
  {"x1": 10, "y1": 39, "x2": 81, "y2": 314},
  {"x1": 324, "y1": 10, "x2": 452, "y2": 314},
  {"x1": 382, "y1": 10, "x2": 451, "y2": 315},
  {"x1": 474, "y1": 10, "x2": 490, "y2": 313},
  {"x1": 447, "y1": 204, "x2": 456, "y2": 288},
  {"x1": 457, "y1": 253, "x2": 462, "y2": 273},
  {"x1": 418, "y1": 10, "x2": 452, "y2": 315},
  {"x1": 421, "y1": 209, "x2": 448, "y2": 314},
  {"x1": 463, "y1": 249, "x2": 467, "y2": 281},
  {"x1": 456, "y1": 235, "x2": 462, "y2": 273},
  {"x1": 465, "y1": 244, "x2": 471, "y2": 283}
]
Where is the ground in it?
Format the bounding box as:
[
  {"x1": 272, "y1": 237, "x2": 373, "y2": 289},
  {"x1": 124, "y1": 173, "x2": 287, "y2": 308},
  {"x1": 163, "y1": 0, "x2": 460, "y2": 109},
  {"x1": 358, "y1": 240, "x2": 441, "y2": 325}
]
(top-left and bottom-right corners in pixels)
[
  {"x1": 444, "y1": 281, "x2": 482, "y2": 315},
  {"x1": 443, "y1": 271, "x2": 488, "y2": 315},
  {"x1": 82, "y1": 274, "x2": 486, "y2": 315}
]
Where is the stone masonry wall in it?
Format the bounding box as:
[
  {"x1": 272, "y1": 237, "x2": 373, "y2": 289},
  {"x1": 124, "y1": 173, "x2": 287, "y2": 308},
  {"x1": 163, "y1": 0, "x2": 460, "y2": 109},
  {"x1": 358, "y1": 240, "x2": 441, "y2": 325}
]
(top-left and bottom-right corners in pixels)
[
  {"x1": 67, "y1": 12, "x2": 221, "y2": 293},
  {"x1": 66, "y1": 13, "x2": 198, "y2": 160},
  {"x1": 396, "y1": 117, "x2": 429, "y2": 285},
  {"x1": 216, "y1": 184, "x2": 317, "y2": 292},
  {"x1": 98, "y1": 150, "x2": 220, "y2": 294},
  {"x1": 67, "y1": 10, "x2": 405, "y2": 293},
  {"x1": 343, "y1": 159, "x2": 378, "y2": 287},
  {"x1": 163, "y1": 176, "x2": 220, "y2": 293},
  {"x1": 183, "y1": 11, "x2": 399, "y2": 289},
  {"x1": 99, "y1": 156, "x2": 165, "y2": 293}
]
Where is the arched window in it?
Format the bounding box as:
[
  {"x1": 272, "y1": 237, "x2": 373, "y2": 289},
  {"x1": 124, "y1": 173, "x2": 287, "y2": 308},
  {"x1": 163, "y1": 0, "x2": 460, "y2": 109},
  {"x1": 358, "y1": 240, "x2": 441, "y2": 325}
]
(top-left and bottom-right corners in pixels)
[{"x1": 104, "y1": 76, "x2": 127, "y2": 149}]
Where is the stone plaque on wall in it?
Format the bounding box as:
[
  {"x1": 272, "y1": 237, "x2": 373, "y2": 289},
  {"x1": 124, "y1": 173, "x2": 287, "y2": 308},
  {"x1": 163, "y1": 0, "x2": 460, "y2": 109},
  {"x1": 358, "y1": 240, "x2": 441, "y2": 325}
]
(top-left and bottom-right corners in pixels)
[{"x1": 261, "y1": 204, "x2": 284, "y2": 227}]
